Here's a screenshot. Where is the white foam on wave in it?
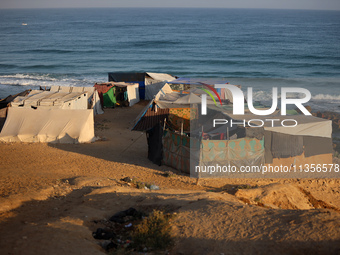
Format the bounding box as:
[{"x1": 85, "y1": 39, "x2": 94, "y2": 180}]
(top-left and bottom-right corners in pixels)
[
  {"x1": 244, "y1": 90, "x2": 340, "y2": 113},
  {"x1": 247, "y1": 90, "x2": 340, "y2": 101},
  {"x1": 312, "y1": 94, "x2": 340, "y2": 100},
  {"x1": 0, "y1": 73, "x2": 96, "y2": 87}
]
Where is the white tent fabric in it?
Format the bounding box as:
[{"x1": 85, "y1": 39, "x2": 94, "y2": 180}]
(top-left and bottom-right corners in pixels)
[
  {"x1": 0, "y1": 107, "x2": 95, "y2": 143},
  {"x1": 220, "y1": 111, "x2": 332, "y2": 138},
  {"x1": 146, "y1": 72, "x2": 175, "y2": 82},
  {"x1": 263, "y1": 115, "x2": 332, "y2": 138},
  {"x1": 50, "y1": 85, "x2": 60, "y2": 92},
  {"x1": 125, "y1": 83, "x2": 140, "y2": 106},
  {"x1": 14, "y1": 88, "x2": 104, "y2": 115},
  {"x1": 154, "y1": 83, "x2": 173, "y2": 100},
  {"x1": 144, "y1": 72, "x2": 175, "y2": 100},
  {"x1": 92, "y1": 90, "x2": 104, "y2": 115},
  {"x1": 174, "y1": 93, "x2": 201, "y2": 104},
  {"x1": 11, "y1": 90, "x2": 89, "y2": 110}
]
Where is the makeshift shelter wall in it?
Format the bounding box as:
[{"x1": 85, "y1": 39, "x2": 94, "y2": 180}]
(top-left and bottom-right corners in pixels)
[
  {"x1": 168, "y1": 108, "x2": 197, "y2": 132},
  {"x1": 125, "y1": 83, "x2": 140, "y2": 106},
  {"x1": 132, "y1": 83, "x2": 173, "y2": 131},
  {"x1": 264, "y1": 130, "x2": 333, "y2": 159},
  {"x1": 162, "y1": 131, "x2": 192, "y2": 174},
  {"x1": 133, "y1": 105, "x2": 169, "y2": 131},
  {"x1": 198, "y1": 138, "x2": 265, "y2": 178},
  {"x1": 0, "y1": 107, "x2": 95, "y2": 144}
]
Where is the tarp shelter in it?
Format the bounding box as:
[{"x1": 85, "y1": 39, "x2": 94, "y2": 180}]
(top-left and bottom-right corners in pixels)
[
  {"x1": 0, "y1": 107, "x2": 95, "y2": 143},
  {"x1": 0, "y1": 88, "x2": 97, "y2": 144},
  {"x1": 131, "y1": 83, "x2": 191, "y2": 131},
  {"x1": 133, "y1": 80, "x2": 333, "y2": 177},
  {"x1": 94, "y1": 82, "x2": 139, "y2": 108},
  {"x1": 195, "y1": 106, "x2": 334, "y2": 174},
  {"x1": 108, "y1": 72, "x2": 175, "y2": 100}
]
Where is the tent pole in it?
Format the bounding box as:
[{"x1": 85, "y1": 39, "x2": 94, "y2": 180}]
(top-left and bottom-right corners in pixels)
[{"x1": 227, "y1": 126, "x2": 229, "y2": 140}]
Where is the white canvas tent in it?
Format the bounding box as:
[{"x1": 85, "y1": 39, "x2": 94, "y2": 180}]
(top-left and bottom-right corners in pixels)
[
  {"x1": 0, "y1": 87, "x2": 98, "y2": 144},
  {"x1": 0, "y1": 107, "x2": 95, "y2": 143}
]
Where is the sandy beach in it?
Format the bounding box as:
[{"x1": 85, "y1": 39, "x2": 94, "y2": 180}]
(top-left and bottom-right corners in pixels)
[{"x1": 0, "y1": 102, "x2": 340, "y2": 254}]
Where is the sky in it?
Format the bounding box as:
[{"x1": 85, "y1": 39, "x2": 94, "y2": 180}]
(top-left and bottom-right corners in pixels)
[{"x1": 1, "y1": 0, "x2": 340, "y2": 10}]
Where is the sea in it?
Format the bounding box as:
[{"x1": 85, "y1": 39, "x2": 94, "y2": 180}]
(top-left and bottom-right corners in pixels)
[{"x1": 0, "y1": 8, "x2": 339, "y2": 112}]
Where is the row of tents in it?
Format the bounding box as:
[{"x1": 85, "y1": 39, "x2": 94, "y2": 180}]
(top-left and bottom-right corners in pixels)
[
  {"x1": 0, "y1": 72, "x2": 334, "y2": 178},
  {"x1": 0, "y1": 72, "x2": 176, "y2": 143}
]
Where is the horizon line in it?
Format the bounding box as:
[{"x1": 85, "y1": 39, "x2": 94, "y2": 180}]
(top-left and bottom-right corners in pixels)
[{"x1": 1, "y1": 7, "x2": 340, "y2": 11}]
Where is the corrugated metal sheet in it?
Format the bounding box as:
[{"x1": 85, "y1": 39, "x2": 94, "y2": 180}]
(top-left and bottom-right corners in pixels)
[{"x1": 132, "y1": 107, "x2": 169, "y2": 131}]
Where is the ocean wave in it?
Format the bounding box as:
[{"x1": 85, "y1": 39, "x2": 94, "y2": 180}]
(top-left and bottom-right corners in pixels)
[
  {"x1": 313, "y1": 94, "x2": 340, "y2": 100},
  {"x1": 0, "y1": 73, "x2": 96, "y2": 87},
  {"x1": 10, "y1": 49, "x2": 99, "y2": 54},
  {"x1": 0, "y1": 64, "x2": 19, "y2": 69},
  {"x1": 245, "y1": 90, "x2": 340, "y2": 102},
  {"x1": 246, "y1": 90, "x2": 340, "y2": 113}
]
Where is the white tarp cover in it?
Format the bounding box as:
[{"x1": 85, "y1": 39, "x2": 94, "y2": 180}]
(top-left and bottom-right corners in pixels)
[
  {"x1": 125, "y1": 83, "x2": 140, "y2": 106},
  {"x1": 146, "y1": 72, "x2": 175, "y2": 82},
  {"x1": 220, "y1": 111, "x2": 332, "y2": 138},
  {"x1": 12, "y1": 88, "x2": 104, "y2": 115},
  {"x1": 263, "y1": 115, "x2": 332, "y2": 138},
  {"x1": 174, "y1": 93, "x2": 201, "y2": 104},
  {"x1": 144, "y1": 72, "x2": 175, "y2": 100},
  {"x1": 50, "y1": 86, "x2": 103, "y2": 115},
  {"x1": 0, "y1": 107, "x2": 95, "y2": 143}
]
